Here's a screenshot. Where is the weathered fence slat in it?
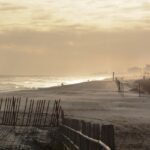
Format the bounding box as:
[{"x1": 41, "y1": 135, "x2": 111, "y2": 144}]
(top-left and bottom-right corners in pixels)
[
  {"x1": 26, "y1": 99, "x2": 32, "y2": 126},
  {"x1": 15, "y1": 98, "x2": 21, "y2": 125},
  {"x1": 21, "y1": 98, "x2": 28, "y2": 126},
  {"x1": 43, "y1": 100, "x2": 50, "y2": 126},
  {"x1": 28, "y1": 100, "x2": 34, "y2": 126},
  {"x1": 101, "y1": 125, "x2": 115, "y2": 150},
  {"x1": 36, "y1": 100, "x2": 43, "y2": 126},
  {"x1": 61, "y1": 116, "x2": 115, "y2": 150},
  {"x1": 8, "y1": 98, "x2": 13, "y2": 125},
  {"x1": 50, "y1": 100, "x2": 56, "y2": 126},
  {"x1": 33, "y1": 100, "x2": 40, "y2": 126},
  {"x1": 39, "y1": 100, "x2": 46, "y2": 126},
  {"x1": 5, "y1": 98, "x2": 11, "y2": 125},
  {"x1": 2, "y1": 98, "x2": 8, "y2": 124},
  {"x1": 0, "y1": 99, "x2": 3, "y2": 111}
]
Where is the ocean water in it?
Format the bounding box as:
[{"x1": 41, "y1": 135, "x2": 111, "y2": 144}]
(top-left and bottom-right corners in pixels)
[{"x1": 0, "y1": 75, "x2": 110, "y2": 93}]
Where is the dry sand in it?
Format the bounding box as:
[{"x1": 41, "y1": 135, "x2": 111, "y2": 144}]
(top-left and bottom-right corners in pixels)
[{"x1": 0, "y1": 80, "x2": 150, "y2": 150}]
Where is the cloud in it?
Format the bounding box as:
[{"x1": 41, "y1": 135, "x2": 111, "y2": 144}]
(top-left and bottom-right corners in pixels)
[
  {"x1": 0, "y1": 0, "x2": 150, "y2": 31},
  {"x1": 142, "y1": 2, "x2": 150, "y2": 10},
  {"x1": 0, "y1": 0, "x2": 150, "y2": 75},
  {"x1": 0, "y1": 28, "x2": 150, "y2": 75},
  {"x1": 0, "y1": 2, "x2": 27, "y2": 12},
  {"x1": 0, "y1": 28, "x2": 150, "y2": 53}
]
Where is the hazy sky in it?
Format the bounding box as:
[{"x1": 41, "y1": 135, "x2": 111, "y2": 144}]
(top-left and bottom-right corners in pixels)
[{"x1": 0, "y1": 0, "x2": 150, "y2": 75}]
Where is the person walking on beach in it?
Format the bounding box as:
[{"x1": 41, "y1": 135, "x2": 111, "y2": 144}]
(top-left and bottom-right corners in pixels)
[{"x1": 116, "y1": 78, "x2": 121, "y2": 92}]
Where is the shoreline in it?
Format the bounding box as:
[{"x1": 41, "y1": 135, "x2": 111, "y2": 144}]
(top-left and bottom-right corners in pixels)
[
  {"x1": 0, "y1": 78, "x2": 111, "y2": 95},
  {"x1": 0, "y1": 75, "x2": 111, "y2": 94}
]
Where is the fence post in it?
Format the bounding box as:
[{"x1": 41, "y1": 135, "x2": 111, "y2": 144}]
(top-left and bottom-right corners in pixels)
[
  {"x1": 101, "y1": 124, "x2": 115, "y2": 150},
  {"x1": 12, "y1": 97, "x2": 16, "y2": 128},
  {"x1": 139, "y1": 82, "x2": 141, "y2": 97},
  {"x1": 113, "y1": 72, "x2": 115, "y2": 81},
  {"x1": 121, "y1": 83, "x2": 124, "y2": 97},
  {"x1": 22, "y1": 98, "x2": 28, "y2": 126},
  {"x1": 93, "y1": 124, "x2": 101, "y2": 150}
]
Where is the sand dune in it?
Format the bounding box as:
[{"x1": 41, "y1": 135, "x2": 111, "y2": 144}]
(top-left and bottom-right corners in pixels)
[{"x1": 0, "y1": 80, "x2": 150, "y2": 149}]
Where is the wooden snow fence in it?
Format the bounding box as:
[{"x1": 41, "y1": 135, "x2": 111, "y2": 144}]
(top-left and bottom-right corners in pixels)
[
  {"x1": 0, "y1": 97, "x2": 62, "y2": 127},
  {"x1": 0, "y1": 97, "x2": 116, "y2": 150},
  {"x1": 61, "y1": 116, "x2": 115, "y2": 150}
]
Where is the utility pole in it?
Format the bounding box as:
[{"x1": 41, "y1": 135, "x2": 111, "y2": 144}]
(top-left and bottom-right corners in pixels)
[{"x1": 113, "y1": 72, "x2": 115, "y2": 81}]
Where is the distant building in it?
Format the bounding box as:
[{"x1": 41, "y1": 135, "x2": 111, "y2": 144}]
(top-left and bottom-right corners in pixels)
[
  {"x1": 144, "y1": 64, "x2": 150, "y2": 72},
  {"x1": 128, "y1": 67, "x2": 142, "y2": 73}
]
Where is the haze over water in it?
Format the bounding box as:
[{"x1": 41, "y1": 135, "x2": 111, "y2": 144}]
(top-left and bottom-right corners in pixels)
[{"x1": 0, "y1": 75, "x2": 110, "y2": 92}]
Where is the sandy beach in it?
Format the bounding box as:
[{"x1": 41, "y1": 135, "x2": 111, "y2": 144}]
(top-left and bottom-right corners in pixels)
[{"x1": 0, "y1": 80, "x2": 150, "y2": 150}]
